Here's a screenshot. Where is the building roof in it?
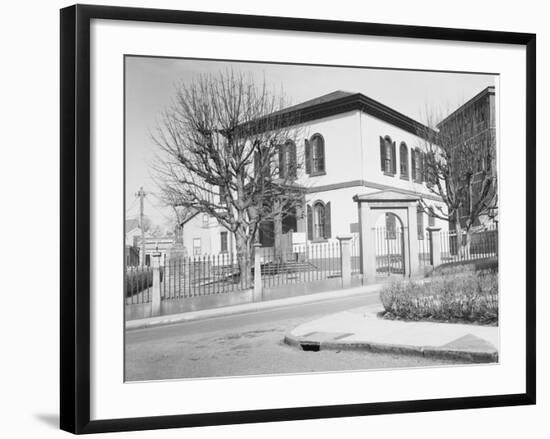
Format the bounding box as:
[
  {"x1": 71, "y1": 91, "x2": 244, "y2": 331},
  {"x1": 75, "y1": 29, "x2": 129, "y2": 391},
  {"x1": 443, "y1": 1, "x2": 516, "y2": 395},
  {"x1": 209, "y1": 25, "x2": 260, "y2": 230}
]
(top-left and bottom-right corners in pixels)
[
  {"x1": 272, "y1": 90, "x2": 356, "y2": 114},
  {"x1": 125, "y1": 218, "x2": 140, "y2": 231},
  {"x1": 179, "y1": 209, "x2": 200, "y2": 226},
  {"x1": 264, "y1": 90, "x2": 435, "y2": 137}
]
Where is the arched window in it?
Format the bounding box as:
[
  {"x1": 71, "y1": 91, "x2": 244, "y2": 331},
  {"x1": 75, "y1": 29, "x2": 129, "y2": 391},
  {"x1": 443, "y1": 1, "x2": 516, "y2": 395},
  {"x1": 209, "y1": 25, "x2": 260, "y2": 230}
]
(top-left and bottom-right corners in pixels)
[
  {"x1": 307, "y1": 200, "x2": 332, "y2": 240},
  {"x1": 379, "y1": 136, "x2": 396, "y2": 175},
  {"x1": 399, "y1": 142, "x2": 409, "y2": 179},
  {"x1": 412, "y1": 148, "x2": 424, "y2": 183},
  {"x1": 314, "y1": 202, "x2": 326, "y2": 240},
  {"x1": 309, "y1": 134, "x2": 325, "y2": 174}
]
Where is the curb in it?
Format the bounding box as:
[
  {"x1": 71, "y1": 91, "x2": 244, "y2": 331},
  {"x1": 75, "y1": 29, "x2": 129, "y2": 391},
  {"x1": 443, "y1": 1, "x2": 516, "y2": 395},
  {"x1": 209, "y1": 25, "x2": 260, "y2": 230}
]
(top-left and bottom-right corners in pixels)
[
  {"x1": 126, "y1": 283, "x2": 384, "y2": 331},
  {"x1": 283, "y1": 333, "x2": 499, "y2": 363}
]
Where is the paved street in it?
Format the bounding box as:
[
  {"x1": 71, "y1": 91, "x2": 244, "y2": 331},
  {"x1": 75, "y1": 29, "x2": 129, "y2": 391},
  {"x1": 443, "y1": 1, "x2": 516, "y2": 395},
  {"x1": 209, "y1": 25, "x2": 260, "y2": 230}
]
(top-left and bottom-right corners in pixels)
[{"x1": 125, "y1": 293, "x2": 459, "y2": 381}]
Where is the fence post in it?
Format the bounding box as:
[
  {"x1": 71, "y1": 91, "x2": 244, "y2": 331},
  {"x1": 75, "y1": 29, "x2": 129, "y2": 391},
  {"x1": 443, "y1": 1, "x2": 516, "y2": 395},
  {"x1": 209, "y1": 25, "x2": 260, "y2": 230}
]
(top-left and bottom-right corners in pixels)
[
  {"x1": 151, "y1": 251, "x2": 162, "y2": 316},
  {"x1": 253, "y1": 243, "x2": 263, "y2": 301},
  {"x1": 427, "y1": 227, "x2": 442, "y2": 268},
  {"x1": 337, "y1": 236, "x2": 353, "y2": 289},
  {"x1": 163, "y1": 254, "x2": 170, "y2": 299}
]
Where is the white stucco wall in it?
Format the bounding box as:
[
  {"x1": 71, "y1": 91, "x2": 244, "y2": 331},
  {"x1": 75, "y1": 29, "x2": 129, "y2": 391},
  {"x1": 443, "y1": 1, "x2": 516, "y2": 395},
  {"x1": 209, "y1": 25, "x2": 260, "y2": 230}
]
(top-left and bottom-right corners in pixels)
[{"x1": 295, "y1": 111, "x2": 363, "y2": 186}]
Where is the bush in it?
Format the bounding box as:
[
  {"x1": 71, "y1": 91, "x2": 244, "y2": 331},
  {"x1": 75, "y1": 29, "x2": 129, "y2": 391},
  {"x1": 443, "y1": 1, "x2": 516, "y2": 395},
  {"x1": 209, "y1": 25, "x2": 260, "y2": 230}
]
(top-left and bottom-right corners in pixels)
[
  {"x1": 125, "y1": 267, "x2": 164, "y2": 297},
  {"x1": 380, "y1": 269, "x2": 498, "y2": 325}
]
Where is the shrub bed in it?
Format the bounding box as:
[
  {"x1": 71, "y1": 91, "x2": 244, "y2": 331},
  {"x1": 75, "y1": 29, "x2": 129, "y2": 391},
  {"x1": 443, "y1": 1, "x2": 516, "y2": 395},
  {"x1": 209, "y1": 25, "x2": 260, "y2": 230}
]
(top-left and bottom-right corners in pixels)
[{"x1": 380, "y1": 269, "x2": 498, "y2": 325}]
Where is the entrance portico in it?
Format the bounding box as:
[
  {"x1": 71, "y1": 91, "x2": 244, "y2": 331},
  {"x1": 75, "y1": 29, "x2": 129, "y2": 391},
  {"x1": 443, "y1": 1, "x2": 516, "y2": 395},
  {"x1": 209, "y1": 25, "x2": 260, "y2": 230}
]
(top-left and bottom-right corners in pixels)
[{"x1": 353, "y1": 190, "x2": 421, "y2": 282}]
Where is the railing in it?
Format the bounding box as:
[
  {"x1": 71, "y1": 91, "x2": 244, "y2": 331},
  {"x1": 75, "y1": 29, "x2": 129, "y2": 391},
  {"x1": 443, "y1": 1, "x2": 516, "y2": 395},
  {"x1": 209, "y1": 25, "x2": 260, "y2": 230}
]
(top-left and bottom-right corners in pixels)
[
  {"x1": 259, "y1": 242, "x2": 342, "y2": 289},
  {"x1": 125, "y1": 241, "x2": 347, "y2": 302},
  {"x1": 161, "y1": 253, "x2": 243, "y2": 300},
  {"x1": 440, "y1": 223, "x2": 498, "y2": 263}
]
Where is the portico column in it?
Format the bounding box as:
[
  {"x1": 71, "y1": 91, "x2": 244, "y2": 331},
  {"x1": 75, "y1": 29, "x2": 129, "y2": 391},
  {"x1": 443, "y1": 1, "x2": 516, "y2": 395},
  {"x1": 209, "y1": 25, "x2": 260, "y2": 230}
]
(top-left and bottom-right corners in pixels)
[
  {"x1": 407, "y1": 202, "x2": 420, "y2": 277},
  {"x1": 337, "y1": 236, "x2": 353, "y2": 288},
  {"x1": 151, "y1": 251, "x2": 162, "y2": 316}
]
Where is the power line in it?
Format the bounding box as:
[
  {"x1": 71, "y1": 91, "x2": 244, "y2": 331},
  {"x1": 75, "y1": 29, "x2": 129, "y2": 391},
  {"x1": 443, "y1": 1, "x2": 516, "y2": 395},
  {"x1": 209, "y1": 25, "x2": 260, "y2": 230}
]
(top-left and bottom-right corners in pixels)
[{"x1": 125, "y1": 197, "x2": 139, "y2": 214}]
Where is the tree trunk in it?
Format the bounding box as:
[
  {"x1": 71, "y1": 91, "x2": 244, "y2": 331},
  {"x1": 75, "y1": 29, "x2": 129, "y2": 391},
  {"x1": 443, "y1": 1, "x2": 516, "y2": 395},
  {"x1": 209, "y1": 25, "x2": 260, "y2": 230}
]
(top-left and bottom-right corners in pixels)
[
  {"x1": 235, "y1": 230, "x2": 252, "y2": 289},
  {"x1": 463, "y1": 231, "x2": 472, "y2": 259},
  {"x1": 454, "y1": 211, "x2": 471, "y2": 259}
]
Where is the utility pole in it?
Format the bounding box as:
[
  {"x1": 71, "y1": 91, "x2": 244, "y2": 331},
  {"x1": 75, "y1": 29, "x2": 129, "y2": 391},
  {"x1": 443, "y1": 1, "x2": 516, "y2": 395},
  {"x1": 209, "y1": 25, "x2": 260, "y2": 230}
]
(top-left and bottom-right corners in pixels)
[{"x1": 136, "y1": 186, "x2": 147, "y2": 266}]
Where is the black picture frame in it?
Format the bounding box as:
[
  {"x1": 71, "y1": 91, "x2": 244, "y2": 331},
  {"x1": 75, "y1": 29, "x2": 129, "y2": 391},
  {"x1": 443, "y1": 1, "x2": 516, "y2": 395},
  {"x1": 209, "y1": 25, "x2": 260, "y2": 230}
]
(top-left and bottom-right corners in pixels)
[{"x1": 60, "y1": 4, "x2": 536, "y2": 434}]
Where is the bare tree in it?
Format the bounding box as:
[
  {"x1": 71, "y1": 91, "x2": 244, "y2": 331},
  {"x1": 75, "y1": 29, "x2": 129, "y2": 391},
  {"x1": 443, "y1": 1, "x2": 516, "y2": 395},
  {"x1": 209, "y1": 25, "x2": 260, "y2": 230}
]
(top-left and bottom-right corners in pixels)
[
  {"x1": 417, "y1": 107, "x2": 497, "y2": 257},
  {"x1": 153, "y1": 70, "x2": 304, "y2": 287}
]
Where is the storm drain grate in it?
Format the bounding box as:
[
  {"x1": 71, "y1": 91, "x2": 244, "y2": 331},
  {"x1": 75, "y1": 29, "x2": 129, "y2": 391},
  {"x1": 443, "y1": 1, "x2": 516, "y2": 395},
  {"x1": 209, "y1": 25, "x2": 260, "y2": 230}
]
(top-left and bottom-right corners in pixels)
[{"x1": 300, "y1": 341, "x2": 321, "y2": 352}]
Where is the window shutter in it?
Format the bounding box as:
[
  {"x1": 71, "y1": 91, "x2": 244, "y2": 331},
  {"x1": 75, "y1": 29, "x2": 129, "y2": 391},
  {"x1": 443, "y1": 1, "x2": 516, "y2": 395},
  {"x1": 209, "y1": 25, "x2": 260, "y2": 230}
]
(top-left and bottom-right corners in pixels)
[
  {"x1": 278, "y1": 145, "x2": 285, "y2": 179},
  {"x1": 305, "y1": 139, "x2": 311, "y2": 174},
  {"x1": 289, "y1": 142, "x2": 297, "y2": 178},
  {"x1": 324, "y1": 202, "x2": 332, "y2": 239},
  {"x1": 420, "y1": 152, "x2": 425, "y2": 182},
  {"x1": 307, "y1": 204, "x2": 313, "y2": 240},
  {"x1": 400, "y1": 144, "x2": 408, "y2": 177},
  {"x1": 391, "y1": 141, "x2": 397, "y2": 174},
  {"x1": 379, "y1": 136, "x2": 385, "y2": 171},
  {"x1": 411, "y1": 149, "x2": 417, "y2": 181}
]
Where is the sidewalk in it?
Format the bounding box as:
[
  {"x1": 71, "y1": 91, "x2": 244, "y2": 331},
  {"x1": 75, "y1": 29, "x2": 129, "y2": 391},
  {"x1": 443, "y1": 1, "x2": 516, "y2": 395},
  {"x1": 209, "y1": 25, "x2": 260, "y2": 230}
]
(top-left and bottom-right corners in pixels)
[
  {"x1": 126, "y1": 282, "x2": 384, "y2": 331},
  {"x1": 284, "y1": 305, "x2": 499, "y2": 363}
]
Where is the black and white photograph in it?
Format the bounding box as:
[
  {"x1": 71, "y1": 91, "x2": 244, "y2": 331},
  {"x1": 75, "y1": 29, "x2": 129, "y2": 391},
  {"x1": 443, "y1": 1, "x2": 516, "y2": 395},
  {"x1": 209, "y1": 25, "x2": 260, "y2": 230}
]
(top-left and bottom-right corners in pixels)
[
  {"x1": 124, "y1": 57, "x2": 499, "y2": 382},
  {"x1": 0, "y1": 0, "x2": 542, "y2": 436}
]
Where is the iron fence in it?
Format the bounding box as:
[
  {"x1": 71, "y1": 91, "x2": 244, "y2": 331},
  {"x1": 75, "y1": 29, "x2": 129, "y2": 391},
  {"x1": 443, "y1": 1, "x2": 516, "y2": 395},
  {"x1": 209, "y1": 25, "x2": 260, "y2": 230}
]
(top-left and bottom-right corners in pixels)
[
  {"x1": 259, "y1": 242, "x2": 342, "y2": 289},
  {"x1": 125, "y1": 265, "x2": 163, "y2": 304},
  {"x1": 161, "y1": 253, "x2": 244, "y2": 300},
  {"x1": 440, "y1": 223, "x2": 498, "y2": 263},
  {"x1": 418, "y1": 231, "x2": 431, "y2": 268}
]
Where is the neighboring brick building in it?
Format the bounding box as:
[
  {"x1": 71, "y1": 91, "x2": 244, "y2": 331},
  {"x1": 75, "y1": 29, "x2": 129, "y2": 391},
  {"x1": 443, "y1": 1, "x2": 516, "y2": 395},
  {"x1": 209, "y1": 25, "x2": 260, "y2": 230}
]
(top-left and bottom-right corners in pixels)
[{"x1": 436, "y1": 86, "x2": 497, "y2": 228}]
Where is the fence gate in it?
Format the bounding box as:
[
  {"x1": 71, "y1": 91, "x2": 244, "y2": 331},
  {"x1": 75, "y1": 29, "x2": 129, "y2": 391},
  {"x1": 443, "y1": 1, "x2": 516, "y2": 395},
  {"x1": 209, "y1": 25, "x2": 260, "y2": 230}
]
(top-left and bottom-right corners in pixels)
[{"x1": 375, "y1": 214, "x2": 405, "y2": 275}]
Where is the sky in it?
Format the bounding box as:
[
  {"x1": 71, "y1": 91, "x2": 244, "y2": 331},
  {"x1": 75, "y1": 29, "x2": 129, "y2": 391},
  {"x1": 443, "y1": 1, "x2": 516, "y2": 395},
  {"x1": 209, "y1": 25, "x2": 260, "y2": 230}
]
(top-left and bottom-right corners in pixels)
[{"x1": 125, "y1": 56, "x2": 496, "y2": 227}]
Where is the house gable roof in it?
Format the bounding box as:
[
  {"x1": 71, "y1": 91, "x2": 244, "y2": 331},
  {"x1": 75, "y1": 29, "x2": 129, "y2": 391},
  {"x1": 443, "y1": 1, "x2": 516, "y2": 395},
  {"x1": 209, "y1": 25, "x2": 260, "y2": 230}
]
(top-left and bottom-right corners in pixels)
[
  {"x1": 179, "y1": 210, "x2": 201, "y2": 227},
  {"x1": 125, "y1": 218, "x2": 140, "y2": 231}
]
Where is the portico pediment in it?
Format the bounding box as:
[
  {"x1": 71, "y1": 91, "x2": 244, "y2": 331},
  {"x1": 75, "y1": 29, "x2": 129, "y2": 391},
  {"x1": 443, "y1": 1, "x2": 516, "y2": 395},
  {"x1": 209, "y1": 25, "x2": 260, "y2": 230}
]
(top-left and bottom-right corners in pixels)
[{"x1": 353, "y1": 189, "x2": 421, "y2": 204}]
